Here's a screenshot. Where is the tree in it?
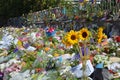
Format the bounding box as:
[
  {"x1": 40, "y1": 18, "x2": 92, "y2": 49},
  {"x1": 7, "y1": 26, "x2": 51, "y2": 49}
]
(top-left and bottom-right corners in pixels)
[{"x1": 0, "y1": 0, "x2": 60, "y2": 26}]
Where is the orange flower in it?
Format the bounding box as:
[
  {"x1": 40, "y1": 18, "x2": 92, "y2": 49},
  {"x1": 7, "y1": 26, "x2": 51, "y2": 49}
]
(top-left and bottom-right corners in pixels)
[
  {"x1": 56, "y1": 31, "x2": 61, "y2": 35},
  {"x1": 48, "y1": 37, "x2": 53, "y2": 42},
  {"x1": 21, "y1": 62, "x2": 26, "y2": 67},
  {"x1": 75, "y1": 15, "x2": 79, "y2": 20},
  {"x1": 101, "y1": 39, "x2": 108, "y2": 46},
  {"x1": 44, "y1": 47, "x2": 50, "y2": 52}
]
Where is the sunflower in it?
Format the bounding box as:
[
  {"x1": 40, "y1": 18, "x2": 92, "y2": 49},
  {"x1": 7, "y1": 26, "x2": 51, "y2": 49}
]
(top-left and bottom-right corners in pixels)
[
  {"x1": 97, "y1": 27, "x2": 105, "y2": 43},
  {"x1": 78, "y1": 28, "x2": 90, "y2": 41},
  {"x1": 65, "y1": 30, "x2": 79, "y2": 45},
  {"x1": 62, "y1": 39, "x2": 71, "y2": 47}
]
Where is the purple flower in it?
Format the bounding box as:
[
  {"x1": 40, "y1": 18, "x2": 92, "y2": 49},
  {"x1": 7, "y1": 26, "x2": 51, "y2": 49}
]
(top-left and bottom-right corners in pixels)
[
  {"x1": 24, "y1": 29, "x2": 28, "y2": 33},
  {"x1": 91, "y1": 0, "x2": 94, "y2": 3},
  {"x1": 72, "y1": 53, "x2": 80, "y2": 60},
  {"x1": 88, "y1": 25, "x2": 91, "y2": 29},
  {"x1": 81, "y1": 47, "x2": 89, "y2": 56},
  {"x1": 37, "y1": 56, "x2": 42, "y2": 62},
  {"x1": 24, "y1": 43, "x2": 30, "y2": 48},
  {"x1": 74, "y1": 54, "x2": 80, "y2": 59},
  {"x1": 0, "y1": 72, "x2": 4, "y2": 79},
  {"x1": 13, "y1": 48, "x2": 18, "y2": 53},
  {"x1": 90, "y1": 38, "x2": 95, "y2": 43},
  {"x1": 101, "y1": 17, "x2": 106, "y2": 21},
  {"x1": 79, "y1": 0, "x2": 84, "y2": 3}
]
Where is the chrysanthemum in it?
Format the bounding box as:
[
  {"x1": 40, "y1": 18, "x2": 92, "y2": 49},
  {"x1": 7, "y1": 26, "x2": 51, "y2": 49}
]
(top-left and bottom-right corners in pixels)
[
  {"x1": 65, "y1": 30, "x2": 79, "y2": 45},
  {"x1": 78, "y1": 28, "x2": 90, "y2": 41}
]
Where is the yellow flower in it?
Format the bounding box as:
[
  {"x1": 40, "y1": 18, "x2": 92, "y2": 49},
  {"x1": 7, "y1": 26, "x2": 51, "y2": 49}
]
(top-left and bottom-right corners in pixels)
[
  {"x1": 97, "y1": 48, "x2": 100, "y2": 52},
  {"x1": 97, "y1": 11, "x2": 103, "y2": 17},
  {"x1": 62, "y1": 38, "x2": 71, "y2": 47},
  {"x1": 54, "y1": 53, "x2": 59, "y2": 57},
  {"x1": 97, "y1": 32, "x2": 103, "y2": 38},
  {"x1": 98, "y1": 38, "x2": 102, "y2": 43},
  {"x1": 98, "y1": 27, "x2": 104, "y2": 32},
  {"x1": 17, "y1": 40, "x2": 22, "y2": 47},
  {"x1": 65, "y1": 30, "x2": 79, "y2": 45},
  {"x1": 103, "y1": 34, "x2": 107, "y2": 39},
  {"x1": 78, "y1": 28, "x2": 90, "y2": 41},
  {"x1": 97, "y1": 27, "x2": 104, "y2": 43}
]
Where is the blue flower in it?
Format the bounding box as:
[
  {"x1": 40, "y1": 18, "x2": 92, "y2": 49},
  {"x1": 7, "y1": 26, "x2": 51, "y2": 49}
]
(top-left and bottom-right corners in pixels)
[{"x1": 46, "y1": 31, "x2": 56, "y2": 37}]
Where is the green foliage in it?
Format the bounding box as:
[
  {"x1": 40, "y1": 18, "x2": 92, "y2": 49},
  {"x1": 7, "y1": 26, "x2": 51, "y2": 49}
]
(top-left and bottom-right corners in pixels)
[
  {"x1": 0, "y1": 0, "x2": 61, "y2": 25},
  {"x1": 0, "y1": 0, "x2": 60, "y2": 17}
]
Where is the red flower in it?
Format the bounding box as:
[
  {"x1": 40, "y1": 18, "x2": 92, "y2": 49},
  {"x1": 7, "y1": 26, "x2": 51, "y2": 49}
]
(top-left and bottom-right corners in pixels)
[
  {"x1": 115, "y1": 36, "x2": 120, "y2": 42},
  {"x1": 48, "y1": 27, "x2": 54, "y2": 33}
]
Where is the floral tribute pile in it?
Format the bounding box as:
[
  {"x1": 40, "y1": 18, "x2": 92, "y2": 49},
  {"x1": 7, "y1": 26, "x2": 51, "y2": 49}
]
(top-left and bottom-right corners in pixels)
[{"x1": 0, "y1": 27, "x2": 120, "y2": 80}]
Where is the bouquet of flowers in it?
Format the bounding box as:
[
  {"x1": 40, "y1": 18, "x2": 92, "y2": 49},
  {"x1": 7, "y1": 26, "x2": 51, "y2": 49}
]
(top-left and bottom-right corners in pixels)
[{"x1": 94, "y1": 55, "x2": 110, "y2": 68}]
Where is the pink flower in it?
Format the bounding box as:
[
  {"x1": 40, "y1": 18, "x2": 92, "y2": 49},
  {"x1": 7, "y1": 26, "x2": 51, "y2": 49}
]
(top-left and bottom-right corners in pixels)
[
  {"x1": 18, "y1": 37, "x2": 28, "y2": 42},
  {"x1": 36, "y1": 33, "x2": 41, "y2": 37},
  {"x1": 5, "y1": 64, "x2": 21, "y2": 73},
  {"x1": 48, "y1": 27, "x2": 54, "y2": 33},
  {"x1": 55, "y1": 36, "x2": 60, "y2": 40}
]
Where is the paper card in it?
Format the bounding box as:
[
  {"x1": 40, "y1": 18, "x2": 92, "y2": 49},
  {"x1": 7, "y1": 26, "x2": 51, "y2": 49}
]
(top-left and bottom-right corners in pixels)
[
  {"x1": 61, "y1": 54, "x2": 71, "y2": 60},
  {"x1": 71, "y1": 60, "x2": 94, "y2": 78},
  {"x1": 14, "y1": 38, "x2": 18, "y2": 45},
  {"x1": 31, "y1": 32, "x2": 36, "y2": 41},
  {"x1": 0, "y1": 41, "x2": 4, "y2": 44},
  {"x1": 27, "y1": 46, "x2": 36, "y2": 51},
  {"x1": 86, "y1": 60, "x2": 94, "y2": 76}
]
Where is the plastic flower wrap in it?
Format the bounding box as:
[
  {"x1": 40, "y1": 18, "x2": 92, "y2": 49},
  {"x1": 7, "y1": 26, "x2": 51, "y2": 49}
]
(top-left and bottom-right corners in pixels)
[
  {"x1": 0, "y1": 33, "x2": 14, "y2": 49},
  {"x1": 9, "y1": 70, "x2": 32, "y2": 80},
  {"x1": 0, "y1": 25, "x2": 119, "y2": 80},
  {"x1": 46, "y1": 27, "x2": 56, "y2": 37}
]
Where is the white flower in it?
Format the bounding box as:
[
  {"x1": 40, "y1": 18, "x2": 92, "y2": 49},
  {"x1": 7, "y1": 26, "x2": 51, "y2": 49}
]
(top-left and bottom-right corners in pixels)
[
  {"x1": 94, "y1": 55, "x2": 109, "y2": 65},
  {"x1": 60, "y1": 66, "x2": 71, "y2": 75},
  {"x1": 48, "y1": 54, "x2": 53, "y2": 58},
  {"x1": 0, "y1": 63, "x2": 6, "y2": 71}
]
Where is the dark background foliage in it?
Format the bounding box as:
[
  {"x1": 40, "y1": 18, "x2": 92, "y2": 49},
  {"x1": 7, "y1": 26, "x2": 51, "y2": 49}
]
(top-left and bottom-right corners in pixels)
[{"x1": 0, "y1": 0, "x2": 61, "y2": 26}]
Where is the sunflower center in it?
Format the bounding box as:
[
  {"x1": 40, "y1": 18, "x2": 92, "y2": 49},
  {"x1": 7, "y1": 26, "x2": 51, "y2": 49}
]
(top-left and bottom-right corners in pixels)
[
  {"x1": 71, "y1": 35, "x2": 76, "y2": 40},
  {"x1": 82, "y1": 32, "x2": 87, "y2": 38}
]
